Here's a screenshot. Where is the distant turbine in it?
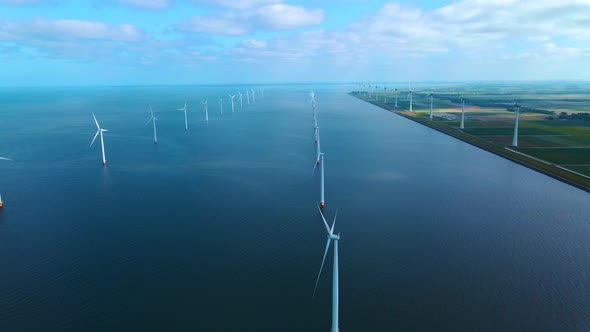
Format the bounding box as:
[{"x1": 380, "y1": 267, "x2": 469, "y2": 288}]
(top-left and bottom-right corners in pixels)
[
  {"x1": 0, "y1": 156, "x2": 14, "y2": 209},
  {"x1": 260, "y1": 87, "x2": 264, "y2": 97},
  {"x1": 202, "y1": 99, "x2": 209, "y2": 124},
  {"x1": 427, "y1": 93, "x2": 434, "y2": 119},
  {"x1": 219, "y1": 96, "x2": 223, "y2": 117},
  {"x1": 145, "y1": 106, "x2": 158, "y2": 144},
  {"x1": 177, "y1": 101, "x2": 188, "y2": 131},
  {"x1": 238, "y1": 92, "x2": 243, "y2": 109},
  {"x1": 407, "y1": 84, "x2": 413, "y2": 112},
  {"x1": 512, "y1": 101, "x2": 521, "y2": 147},
  {"x1": 228, "y1": 94, "x2": 236, "y2": 113},
  {"x1": 460, "y1": 96, "x2": 466, "y2": 129},
  {"x1": 395, "y1": 88, "x2": 398, "y2": 108},
  {"x1": 246, "y1": 90, "x2": 250, "y2": 105},
  {"x1": 313, "y1": 206, "x2": 340, "y2": 332},
  {"x1": 90, "y1": 113, "x2": 108, "y2": 166},
  {"x1": 251, "y1": 89, "x2": 256, "y2": 103}
]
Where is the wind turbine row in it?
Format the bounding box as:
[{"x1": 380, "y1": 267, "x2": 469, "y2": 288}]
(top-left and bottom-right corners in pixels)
[
  {"x1": 88, "y1": 88, "x2": 266, "y2": 166},
  {"x1": 308, "y1": 90, "x2": 340, "y2": 332}
]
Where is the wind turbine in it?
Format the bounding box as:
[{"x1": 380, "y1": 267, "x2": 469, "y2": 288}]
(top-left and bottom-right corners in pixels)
[
  {"x1": 407, "y1": 84, "x2": 414, "y2": 112},
  {"x1": 395, "y1": 88, "x2": 398, "y2": 108},
  {"x1": 313, "y1": 205, "x2": 340, "y2": 332},
  {"x1": 460, "y1": 96, "x2": 466, "y2": 129},
  {"x1": 202, "y1": 99, "x2": 209, "y2": 124},
  {"x1": 428, "y1": 92, "x2": 434, "y2": 119},
  {"x1": 238, "y1": 92, "x2": 243, "y2": 109},
  {"x1": 251, "y1": 89, "x2": 256, "y2": 103},
  {"x1": 178, "y1": 102, "x2": 188, "y2": 131},
  {"x1": 145, "y1": 106, "x2": 158, "y2": 144},
  {"x1": 246, "y1": 90, "x2": 250, "y2": 105},
  {"x1": 512, "y1": 101, "x2": 521, "y2": 147},
  {"x1": 90, "y1": 113, "x2": 108, "y2": 166},
  {"x1": 0, "y1": 156, "x2": 13, "y2": 208},
  {"x1": 260, "y1": 87, "x2": 264, "y2": 98},
  {"x1": 312, "y1": 152, "x2": 326, "y2": 208},
  {"x1": 228, "y1": 94, "x2": 236, "y2": 112},
  {"x1": 219, "y1": 96, "x2": 223, "y2": 117}
]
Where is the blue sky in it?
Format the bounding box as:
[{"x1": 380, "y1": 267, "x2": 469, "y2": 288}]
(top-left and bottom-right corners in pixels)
[{"x1": 1, "y1": 0, "x2": 589, "y2": 86}]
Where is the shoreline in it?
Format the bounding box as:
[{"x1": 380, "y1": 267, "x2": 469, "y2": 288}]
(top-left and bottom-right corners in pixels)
[{"x1": 350, "y1": 92, "x2": 590, "y2": 193}]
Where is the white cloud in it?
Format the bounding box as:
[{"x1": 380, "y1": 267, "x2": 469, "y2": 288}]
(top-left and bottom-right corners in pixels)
[
  {"x1": 190, "y1": 0, "x2": 282, "y2": 10},
  {"x1": 115, "y1": 0, "x2": 170, "y2": 9},
  {"x1": 178, "y1": 2, "x2": 324, "y2": 35},
  {"x1": 0, "y1": 0, "x2": 54, "y2": 5}
]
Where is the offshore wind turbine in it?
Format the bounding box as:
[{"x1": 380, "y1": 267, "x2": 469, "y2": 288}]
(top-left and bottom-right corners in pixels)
[
  {"x1": 512, "y1": 101, "x2": 521, "y2": 147},
  {"x1": 238, "y1": 92, "x2": 243, "y2": 109},
  {"x1": 202, "y1": 99, "x2": 209, "y2": 124},
  {"x1": 460, "y1": 96, "x2": 466, "y2": 129},
  {"x1": 311, "y1": 152, "x2": 326, "y2": 208},
  {"x1": 251, "y1": 89, "x2": 256, "y2": 103},
  {"x1": 407, "y1": 84, "x2": 414, "y2": 112},
  {"x1": 145, "y1": 106, "x2": 158, "y2": 144},
  {"x1": 395, "y1": 88, "x2": 398, "y2": 108},
  {"x1": 314, "y1": 206, "x2": 340, "y2": 332},
  {"x1": 218, "y1": 96, "x2": 223, "y2": 117},
  {"x1": 178, "y1": 102, "x2": 188, "y2": 131},
  {"x1": 228, "y1": 94, "x2": 236, "y2": 112},
  {"x1": 246, "y1": 90, "x2": 250, "y2": 105},
  {"x1": 260, "y1": 87, "x2": 264, "y2": 97},
  {"x1": 90, "y1": 113, "x2": 108, "y2": 166},
  {"x1": 0, "y1": 156, "x2": 13, "y2": 208},
  {"x1": 427, "y1": 92, "x2": 434, "y2": 119}
]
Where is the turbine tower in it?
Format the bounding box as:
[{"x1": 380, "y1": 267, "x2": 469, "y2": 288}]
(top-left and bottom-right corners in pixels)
[
  {"x1": 428, "y1": 92, "x2": 434, "y2": 119},
  {"x1": 314, "y1": 206, "x2": 340, "y2": 332},
  {"x1": 219, "y1": 96, "x2": 223, "y2": 117},
  {"x1": 246, "y1": 90, "x2": 250, "y2": 105},
  {"x1": 90, "y1": 113, "x2": 108, "y2": 166},
  {"x1": 395, "y1": 88, "x2": 398, "y2": 108},
  {"x1": 251, "y1": 89, "x2": 256, "y2": 103},
  {"x1": 238, "y1": 92, "x2": 243, "y2": 109},
  {"x1": 145, "y1": 106, "x2": 158, "y2": 144},
  {"x1": 201, "y1": 99, "x2": 209, "y2": 124},
  {"x1": 407, "y1": 85, "x2": 414, "y2": 112},
  {"x1": 178, "y1": 102, "x2": 188, "y2": 131},
  {"x1": 0, "y1": 156, "x2": 14, "y2": 208},
  {"x1": 460, "y1": 96, "x2": 466, "y2": 129},
  {"x1": 228, "y1": 94, "x2": 236, "y2": 112},
  {"x1": 512, "y1": 101, "x2": 521, "y2": 147}
]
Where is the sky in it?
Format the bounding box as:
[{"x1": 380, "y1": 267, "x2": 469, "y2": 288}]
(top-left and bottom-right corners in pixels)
[{"x1": 1, "y1": 0, "x2": 590, "y2": 86}]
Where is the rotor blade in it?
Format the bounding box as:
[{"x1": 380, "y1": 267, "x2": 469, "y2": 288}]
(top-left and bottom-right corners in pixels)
[
  {"x1": 313, "y1": 237, "x2": 332, "y2": 298},
  {"x1": 330, "y1": 209, "x2": 339, "y2": 234},
  {"x1": 145, "y1": 116, "x2": 153, "y2": 126},
  {"x1": 0, "y1": 157, "x2": 13, "y2": 161},
  {"x1": 312, "y1": 160, "x2": 318, "y2": 176},
  {"x1": 101, "y1": 129, "x2": 109, "y2": 132},
  {"x1": 90, "y1": 130, "x2": 100, "y2": 147},
  {"x1": 317, "y1": 203, "x2": 331, "y2": 234},
  {"x1": 92, "y1": 113, "x2": 100, "y2": 130}
]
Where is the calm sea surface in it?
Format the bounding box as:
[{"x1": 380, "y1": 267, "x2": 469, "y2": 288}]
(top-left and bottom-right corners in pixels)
[{"x1": 0, "y1": 85, "x2": 589, "y2": 331}]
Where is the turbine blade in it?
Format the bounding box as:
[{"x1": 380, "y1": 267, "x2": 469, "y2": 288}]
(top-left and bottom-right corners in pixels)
[
  {"x1": 317, "y1": 203, "x2": 331, "y2": 234},
  {"x1": 330, "y1": 209, "x2": 338, "y2": 234},
  {"x1": 90, "y1": 130, "x2": 100, "y2": 147},
  {"x1": 101, "y1": 129, "x2": 109, "y2": 132},
  {"x1": 313, "y1": 237, "x2": 332, "y2": 298},
  {"x1": 0, "y1": 157, "x2": 13, "y2": 161},
  {"x1": 145, "y1": 116, "x2": 153, "y2": 126},
  {"x1": 312, "y1": 161, "x2": 318, "y2": 176},
  {"x1": 92, "y1": 113, "x2": 100, "y2": 130}
]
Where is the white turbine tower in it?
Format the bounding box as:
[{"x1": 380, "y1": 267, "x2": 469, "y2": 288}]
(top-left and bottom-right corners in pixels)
[
  {"x1": 219, "y1": 96, "x2": 223, "y2": 117},
  {"x1": 512, "y1": 101, "x2": 521, "y2": 147},
  {"x1": 428, "y1": 92, "x2": 434, "y2": 119},
  {"x1": 145, "y1": 106, "x2": 158, "y2": 144},
  {"x1": 251, "y1": 89, "x2": 256, "y2": 103},
  {"x1": 246, "y1": 90, "x2": 250, "y2": 105},
  {"x1": 314, "y1": 206, "x2": 340, "y2": 332},
  {"x1": 0, "y1": 156, "x2": 14, "y2": 208},
  {"x1": 90, "y1": 113, "x2": 108, "y2": 166},
  {"x1": 178, "y1": 102, "x2": 188, "y2": 131},
  {"x1": 312, "y1": 152, "x2": 326, "y2": 208},
  {"x1": 202, "y1": 99, "x2": 209, "y2": 124},
  {"x1": 407, "y1": 85, "x2": 414, "y2": 112},
  {"x1": 394, "y1": 88, "x2": 398, "y2": 108},
  {"x1": 238, "y1": 92, "x2": 243, "y2": 109},
  {"x1": 460, "y1": 96, "x2": 466, "y2": 129},
  {"x1": 228, "y1": 94, "x2": 236, "y2": 113},
  {"x1": 260, "y1": 87, "x2": 264, "y2": 98}
]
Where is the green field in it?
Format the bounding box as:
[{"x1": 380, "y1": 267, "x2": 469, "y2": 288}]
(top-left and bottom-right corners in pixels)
[{"x1": 351, "y1": 83, "x2": 590, "y2": 188}]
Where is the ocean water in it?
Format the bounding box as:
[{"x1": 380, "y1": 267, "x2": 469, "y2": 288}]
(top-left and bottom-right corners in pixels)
[{"x1": 0, "y1": 84, "x2": 589, "y2": 331}]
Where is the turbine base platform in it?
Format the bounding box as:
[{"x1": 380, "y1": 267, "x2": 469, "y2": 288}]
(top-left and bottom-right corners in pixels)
[
  {"x1": 317, "y1": 160, "x2": 320, "y2": 164},
  {"x1": 320, "y1": 201, "x2": 325, "y2": 208},
  {"x1": 0, "y1": 202, "x2": 3, "y2": 208},
  {"x1": 102, "y1": 161, "x2": 107, "y2": 166}
]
